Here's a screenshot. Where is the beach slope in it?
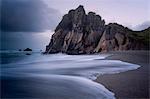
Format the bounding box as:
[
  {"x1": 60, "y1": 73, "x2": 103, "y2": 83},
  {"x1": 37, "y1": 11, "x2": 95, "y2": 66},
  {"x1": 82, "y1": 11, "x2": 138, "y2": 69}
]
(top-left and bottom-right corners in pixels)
[{"x1": 95, "y1": 51, "x2": 149, "y2": 98}]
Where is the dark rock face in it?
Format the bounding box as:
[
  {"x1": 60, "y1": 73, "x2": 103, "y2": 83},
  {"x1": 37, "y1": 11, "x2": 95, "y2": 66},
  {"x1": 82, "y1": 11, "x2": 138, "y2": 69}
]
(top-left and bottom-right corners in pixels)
[
  {"x1": 45, "y1": 5, "x2": 149, "y2": 54},
  {"x1": 94, "y1": 23, "x2": 148, "y2": 52}
]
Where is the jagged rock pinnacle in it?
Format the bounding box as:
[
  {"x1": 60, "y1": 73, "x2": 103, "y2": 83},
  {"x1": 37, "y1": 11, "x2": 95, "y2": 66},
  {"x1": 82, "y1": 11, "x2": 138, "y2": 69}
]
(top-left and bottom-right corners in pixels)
[{"x1": 45, "y1": 6, "x2": 149, "y2": 54}]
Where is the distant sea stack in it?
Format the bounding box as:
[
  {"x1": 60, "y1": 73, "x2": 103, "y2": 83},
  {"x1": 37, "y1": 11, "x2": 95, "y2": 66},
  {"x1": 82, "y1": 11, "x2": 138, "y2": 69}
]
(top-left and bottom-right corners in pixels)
[
  {"x1": 45, "y1": 5, "x2": 150, "y2": 54},
  {"x1": 24, "y1": 48, "x2": 32, "y2": 51}
]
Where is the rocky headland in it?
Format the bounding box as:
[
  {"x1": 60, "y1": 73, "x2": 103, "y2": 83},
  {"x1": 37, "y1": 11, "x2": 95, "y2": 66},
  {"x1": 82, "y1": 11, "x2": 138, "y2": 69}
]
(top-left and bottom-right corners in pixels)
[{"x1": 45, "y1": 5, "x2": 149, "y2": 54}]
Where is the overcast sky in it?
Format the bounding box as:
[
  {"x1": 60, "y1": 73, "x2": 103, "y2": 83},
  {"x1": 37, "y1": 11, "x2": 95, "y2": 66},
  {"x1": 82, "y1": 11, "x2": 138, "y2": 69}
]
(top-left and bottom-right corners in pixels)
[
  {"x1": 1, "y1": 0, "x2": 150, "y2": 50},
  {"x1": 43, "y1": 0, "x2": 150, "y2": 28}
]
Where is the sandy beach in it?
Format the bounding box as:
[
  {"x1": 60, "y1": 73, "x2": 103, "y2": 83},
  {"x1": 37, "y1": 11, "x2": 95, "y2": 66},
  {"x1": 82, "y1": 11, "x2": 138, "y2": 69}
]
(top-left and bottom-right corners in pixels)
[{"x1": 95, "y1": 51, "x2": 149, "y2": 99}]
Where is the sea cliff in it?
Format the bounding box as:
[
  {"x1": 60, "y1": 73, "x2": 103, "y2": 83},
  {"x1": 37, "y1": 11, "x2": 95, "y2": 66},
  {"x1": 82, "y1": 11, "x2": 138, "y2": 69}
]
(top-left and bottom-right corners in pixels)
[{"x1": 45, "y1": 5, "x2": 149, "y2": 54}]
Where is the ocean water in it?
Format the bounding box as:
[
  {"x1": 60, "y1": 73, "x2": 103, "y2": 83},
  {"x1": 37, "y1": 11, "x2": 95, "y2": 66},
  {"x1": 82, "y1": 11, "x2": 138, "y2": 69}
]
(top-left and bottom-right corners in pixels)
[{"x1": 0, "y1": 51, "x2": 140, "y2": 99}]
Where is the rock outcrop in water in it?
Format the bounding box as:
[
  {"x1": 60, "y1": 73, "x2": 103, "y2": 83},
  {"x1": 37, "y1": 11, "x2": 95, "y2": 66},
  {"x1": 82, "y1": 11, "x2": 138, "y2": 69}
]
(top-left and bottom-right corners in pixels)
[
  {"x1": 24, "y1": 48, "x2": 32, "y2": 51},
  {"x1": 45, "y1": 5, "x2": 149, "y2": 54}
]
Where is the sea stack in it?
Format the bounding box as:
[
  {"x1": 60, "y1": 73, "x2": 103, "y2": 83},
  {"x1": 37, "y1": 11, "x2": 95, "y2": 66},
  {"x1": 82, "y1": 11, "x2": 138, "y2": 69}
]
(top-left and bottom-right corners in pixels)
[
  {"x1": 45, "y1": 5, "x2": 149, "y2": 54},
  {"x1": 24, "y1": 48, "x2": 32, "y2": 51}
]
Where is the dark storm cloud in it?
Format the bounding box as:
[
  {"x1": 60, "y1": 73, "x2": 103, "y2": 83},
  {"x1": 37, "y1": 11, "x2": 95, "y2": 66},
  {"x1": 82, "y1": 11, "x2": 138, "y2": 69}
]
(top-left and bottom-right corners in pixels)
[
  {"x1": 1, "y1": 0, "x2": 61, "y2": 32},
  {"x1": 0, "y1": 31, "x2": 51, "y2": 50}
]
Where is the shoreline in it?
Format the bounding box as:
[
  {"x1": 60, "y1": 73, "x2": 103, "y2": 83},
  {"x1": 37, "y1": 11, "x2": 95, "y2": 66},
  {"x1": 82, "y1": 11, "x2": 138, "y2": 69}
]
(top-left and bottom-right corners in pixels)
[
  {"x1": 95, "y1": 50, "x2": 149, "y2": 98},
  {"x1": 1, "y1": 50, "x2": 149, "y2": 98}
]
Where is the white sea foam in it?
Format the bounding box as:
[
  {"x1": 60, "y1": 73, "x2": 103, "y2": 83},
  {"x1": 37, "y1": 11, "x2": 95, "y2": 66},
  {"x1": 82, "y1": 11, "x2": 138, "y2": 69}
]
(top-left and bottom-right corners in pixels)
[
  {"x1": 2, "y1": 53, "x2": 140, "y2": 78},
  {"x1": 1, "y1": 53, "x2": 140, "y2": 99}
]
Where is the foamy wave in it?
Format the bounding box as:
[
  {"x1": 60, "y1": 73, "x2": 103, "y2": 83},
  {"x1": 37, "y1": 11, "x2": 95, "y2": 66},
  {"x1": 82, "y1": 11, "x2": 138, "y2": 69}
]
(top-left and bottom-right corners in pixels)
[{"x1": 1, "y1": 53, "x2": 140, "y2": 99}]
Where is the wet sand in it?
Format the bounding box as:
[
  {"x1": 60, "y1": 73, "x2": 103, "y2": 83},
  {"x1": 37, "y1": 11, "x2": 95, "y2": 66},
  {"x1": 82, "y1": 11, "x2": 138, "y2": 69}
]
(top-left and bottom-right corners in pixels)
[{"x1": 95, "y1": 51, "x2": 149, "y2": 99}]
